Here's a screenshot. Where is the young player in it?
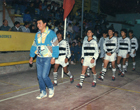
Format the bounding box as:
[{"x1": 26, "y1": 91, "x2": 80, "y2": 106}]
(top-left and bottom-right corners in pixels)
[
  {"x1": 83, "y1": 32, "x2": 97, "y2": 77},
  {"x1": 126, "y1": 30, "x2": 138, "y2": 71},
  {"x1": 98, "y1": 31, "x2": 108, "y2": 72},
  {"x1": 117, "y1": 29, "x2": 131, "y2": 77},
  {"x1": 98, "y1": 28, "x2": 117, "y2": 81},
  {"x1": 52, "y1": 31, "x2": 74, "y2": 86},
  {"x1": 76, "y1": 28, "x2": 99, "y2": 88}
]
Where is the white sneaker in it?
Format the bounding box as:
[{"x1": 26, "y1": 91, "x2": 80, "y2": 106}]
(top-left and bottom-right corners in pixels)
[
  {"x1": 36, "y1": 91, "x2": 47, "y2": 99},
  {"x1": 71, "y1": 61, "x2": 75, "y2": 65},
  {"x1": 49, "y1": 88, "x2": 55, "y2": 98}
]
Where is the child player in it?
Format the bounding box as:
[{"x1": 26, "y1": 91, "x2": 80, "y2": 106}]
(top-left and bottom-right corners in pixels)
[
  {"x1": 126, "y1": 30, "x2": 138, "y2": 71},
  {"x1": 76, "y1": 28, "x2": 99, "y2": 88},
  {"x1": 117, "y1": 29, "x2": 131, "y2": 77},
  {"x1": 52, "y1": 31, "x2": 74, "y2": 86},
  {"x1": 83, "y1": 30, "x2": 97, "y2": 77},
  {"x1": 98, "y1": 28, "x2": 117, "y2": 81},
  {"x1": 98, "y1": 30, "x2": 108, "y2": 72}
]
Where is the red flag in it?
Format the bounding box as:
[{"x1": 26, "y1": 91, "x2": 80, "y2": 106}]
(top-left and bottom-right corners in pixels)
[{"x1": 63, "y1": 0, "x2": 75, "y2": 20}]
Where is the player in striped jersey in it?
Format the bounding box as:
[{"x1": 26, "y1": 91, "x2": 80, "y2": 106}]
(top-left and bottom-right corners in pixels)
[
  {"x1": 126, "y1": 30, "x2": 139, "y2": 71},
  {"x1": 117, "y1": 29, "x2": 131, "y2": 77},
  {"x1": 76, "y1": 28, "x2": 99, "y2": 88},
  {"x1": 98, "y1": 31, "x2": 108, "y2": 71},
  {"x1": 83, "y1": 33, "x2": 97, "y2": 78},
  {"x1": 98, "y1": 28, "x2": 117, "y2": 81},
  {"x1": 52, "y1": 31, "x2": 74, "y2": 86}
]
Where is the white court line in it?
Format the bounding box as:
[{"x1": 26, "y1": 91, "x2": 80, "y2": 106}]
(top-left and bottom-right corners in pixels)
[
  {"x1": 0, "y1": 77, "x2": 80, "y2": 103},
  {"x1": 0, "y1": 59, "x2": 140, "y2": 103}
]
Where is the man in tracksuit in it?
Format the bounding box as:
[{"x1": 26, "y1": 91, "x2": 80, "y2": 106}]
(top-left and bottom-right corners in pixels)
[{"x1": 29, "y1": 17, "x2": 59, "y2": 99}]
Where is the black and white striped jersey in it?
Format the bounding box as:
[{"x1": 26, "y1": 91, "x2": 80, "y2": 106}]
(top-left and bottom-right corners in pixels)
[
  {"x1": 103, "y1": 36, "x2": 117, "y2": 54},
  {"x1": 130, "y1": 37, "x2": 139, "y2": 51},
  {"x1": 117, "y1": 37, "x2": 131, "y2": 53},
  {"x1": 81, "y1": 38, "x2": 99, "y2": 60},
  {"x1": 58, "y1": 39, "x2": 71, "y2": 59}
]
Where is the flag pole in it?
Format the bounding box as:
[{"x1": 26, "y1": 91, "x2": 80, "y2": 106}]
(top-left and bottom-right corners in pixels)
[{"x1": 61, "y1": 18, "x2": 67, "y2": 78}]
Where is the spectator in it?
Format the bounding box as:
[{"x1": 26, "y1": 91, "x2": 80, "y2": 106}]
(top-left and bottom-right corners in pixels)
[
  {"x1": 55, "y1": 10, "x2": 60, "y2": 20},
  {"x1": 73, "y1": 22, "x2": 79, "y2": 39},
  {"x1": 42, "y1": 0, "x2": 47, "y2": 10},
  {"x1": 42, "y1": 5, "x2": 51, "y2": 20},
  {"x1": 23, "y1": 9, "x2": 32, "y2": 23},
  {"x1": 70, "y1": 42, "x2": 76, "y2": 64},
  {"x1": 76, "y1": 42, "x2": 82, "y2": 62},
  {"x1": 51, "y1": 1, "x2": 55, "y2": 10},
  {"x1": 22, "y1": 22, "x2": 30, "y2": 33},
  {"x1": 0, "y1": 19, "x2": 11, "y2": 31},
  {"x1": 39, "y1": 1, "x2": 42, "y2": 11},
  {"x1": 11, "y1": 21, "x2": 22, "y2": 32},
  {"x1": 30, "y1": 24, "x2": 37, "y2": 33},
  {"x1": 67, "y1": 23, "x2": 74, "y2": 39},
  {"x1": 54, "y1": 21, "x2": 60, "y2": 33},
  {"x1": 66, "y1": 34, "x2": 72, "y2": 44},
  {"x1": 34, "y1": 0, "x2": 40, "y2": 8},
  {"x1": 27, "y1": 2, "x2": 35, "y2": 20}
]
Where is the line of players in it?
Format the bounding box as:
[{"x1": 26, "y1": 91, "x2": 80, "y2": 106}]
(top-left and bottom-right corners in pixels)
[{"x1": 52, "y1": 28, "x2": 139, "y2": 88}]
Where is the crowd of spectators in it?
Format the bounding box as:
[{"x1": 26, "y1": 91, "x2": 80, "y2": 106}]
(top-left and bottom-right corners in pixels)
[{"x1": 0, "y1": 0, "x2": 109, "y2": 64}]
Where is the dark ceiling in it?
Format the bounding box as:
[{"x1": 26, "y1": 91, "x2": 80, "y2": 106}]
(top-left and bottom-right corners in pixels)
[{"x1": 100, "y1": 0, "x2": 140, "y2": 15}]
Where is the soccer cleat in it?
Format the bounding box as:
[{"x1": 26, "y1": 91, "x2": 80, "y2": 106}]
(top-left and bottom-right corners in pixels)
[
  {"x1": 92, "y1": 82, "x2": 96, "y2": 87},
  {"x1": 118, "y1": 71, "x2": 122, "y2": 76},
  {"x1": 76, "y1": 83, "x2": 82, "y2": 88},
  {"x1": 98, "y1": 76, "x2": 103, "y2": 81},
  {"x1": 112, "y1": 76, "x2": 115, "y2": 81},
  {"x1": 52, "y1": 81, "x2": 57, "y2": 86},
  {"x1": 36, "y1": 91, "x2": 47, "y2": 99},
  {"x1": 71, "y1": 61, "x2": 75, "y2": 65},
  {"x1": 132, "y1": 68, "x2": 135, "y2": 71},
  {"x1": 48, "y1": 88, "x2": 55, "y2": 98},
  {"x1": 121, "y1": 73, "x2": 125, "y2": 77},
  {"x1": 70, "y1": 75, "x2": 74, "y2": 83},
  {"x1": 85, "y1": 74, "x2": 90, "y2": 78}
]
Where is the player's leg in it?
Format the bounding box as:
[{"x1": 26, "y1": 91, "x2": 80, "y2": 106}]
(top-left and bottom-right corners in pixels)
[
  {"x1": 85, "y1": 67, "x2": 90, "y2": 78},
  {"x1": 63, "y1": 66, "x2": 74, "y2": 83},
  {"x1": 53, "y1": 64, "x2": 60, "y2": 86},
  {"x1": 121, "y1": 58, "x2": 127, "y2": 77},
  {"x1": 132, "y1": 57, "x2": 136, "y2": 71},
  {"x1": 91, "y1": 66, "x2": 97, "y2": 87},
  {"x1": 125, "y1": 58, "x2": 129, "y2": 72},
  {"x1": 98, "y1": 59, "x2": 109, "y2": 81},
  {"x1": 111, "y1": 61, "x2": 116, "y2": 81},
  {"x1": 76, "y1": 66, "x2": 88, "y2": 88},
  {"x1": 117, "y1": 56, "x2": 122, "y2": 75}
]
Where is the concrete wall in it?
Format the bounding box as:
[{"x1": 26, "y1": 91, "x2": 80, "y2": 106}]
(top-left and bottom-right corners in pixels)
[
  {"x1": 0, "y1": 52, "x2": 36, "y2": 75},
  {"x1": 116, "y1": 13, "x2": 140, "y2": 38}
]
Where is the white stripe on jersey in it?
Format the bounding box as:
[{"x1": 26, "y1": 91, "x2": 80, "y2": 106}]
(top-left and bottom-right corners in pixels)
[
  {"x1": 117, "y1": 37, "x2": 131, "y2": 53},
  {"x1": 130, "y1": 37, "x2": 139, "y2": 51},
  {"x1": 81, "y1": 38, "x2": 99, "y2": 60},
  {"x1": 84, "y1": 35, "x2": 97, "y2": 42},
  {"x1": 103, "y1": 36, "x2": 117, "y2": 53},
  {"x1": 58, "y1": 40, "x2": 71, "y2": 59}
]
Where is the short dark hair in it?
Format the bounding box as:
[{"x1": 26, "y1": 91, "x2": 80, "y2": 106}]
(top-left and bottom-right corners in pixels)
[
  {"x1": 128, "y1": 30, "x2": 133, "y2": 33},
  {"x1": 3, "y1": 19, "x2": 6, "y2": 23},
  {"x1": 37, "y1": 17, "x2": 47, "y2": 24},
  {"x1": 56, "y1": 30, "x2": 63, "y2": 38},
  {"x1": 121, "y1": 29, "x2": 127, "y2": 34},
  {"x1": 108, "y1": 28, "x2": 114, "y2": 32},
  {"x1": 102, "y1": 30, "x2": 108, "y2": 34},
  {"x1": 24, "y1": 22, "x2": 30, "y2": 26},
  {"x1": 14, "y1": 21, "x2": 20, "y2": 26},
  {"x1": 86, "y1": 27, "x2": 94, "y2": 33},
  {"x1": 114, "y1": 31, "x2": 118, "y2": 34}
]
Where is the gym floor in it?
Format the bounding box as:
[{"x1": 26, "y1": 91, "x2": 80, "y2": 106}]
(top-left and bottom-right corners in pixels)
[{"x1": 0, "y1": 57, "x2": 140, "y2": 110}]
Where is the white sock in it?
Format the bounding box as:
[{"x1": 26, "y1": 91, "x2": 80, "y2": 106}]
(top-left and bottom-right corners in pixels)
[
  {"x1": 112, "y1": 68, "x2": 116, "y2": 77},
  {"x1": 53, "y1": 72, "x2": 58, "y2": 83},
  {"x1": 133, "y1": 62, "x2": 136, "y2": 68}
]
